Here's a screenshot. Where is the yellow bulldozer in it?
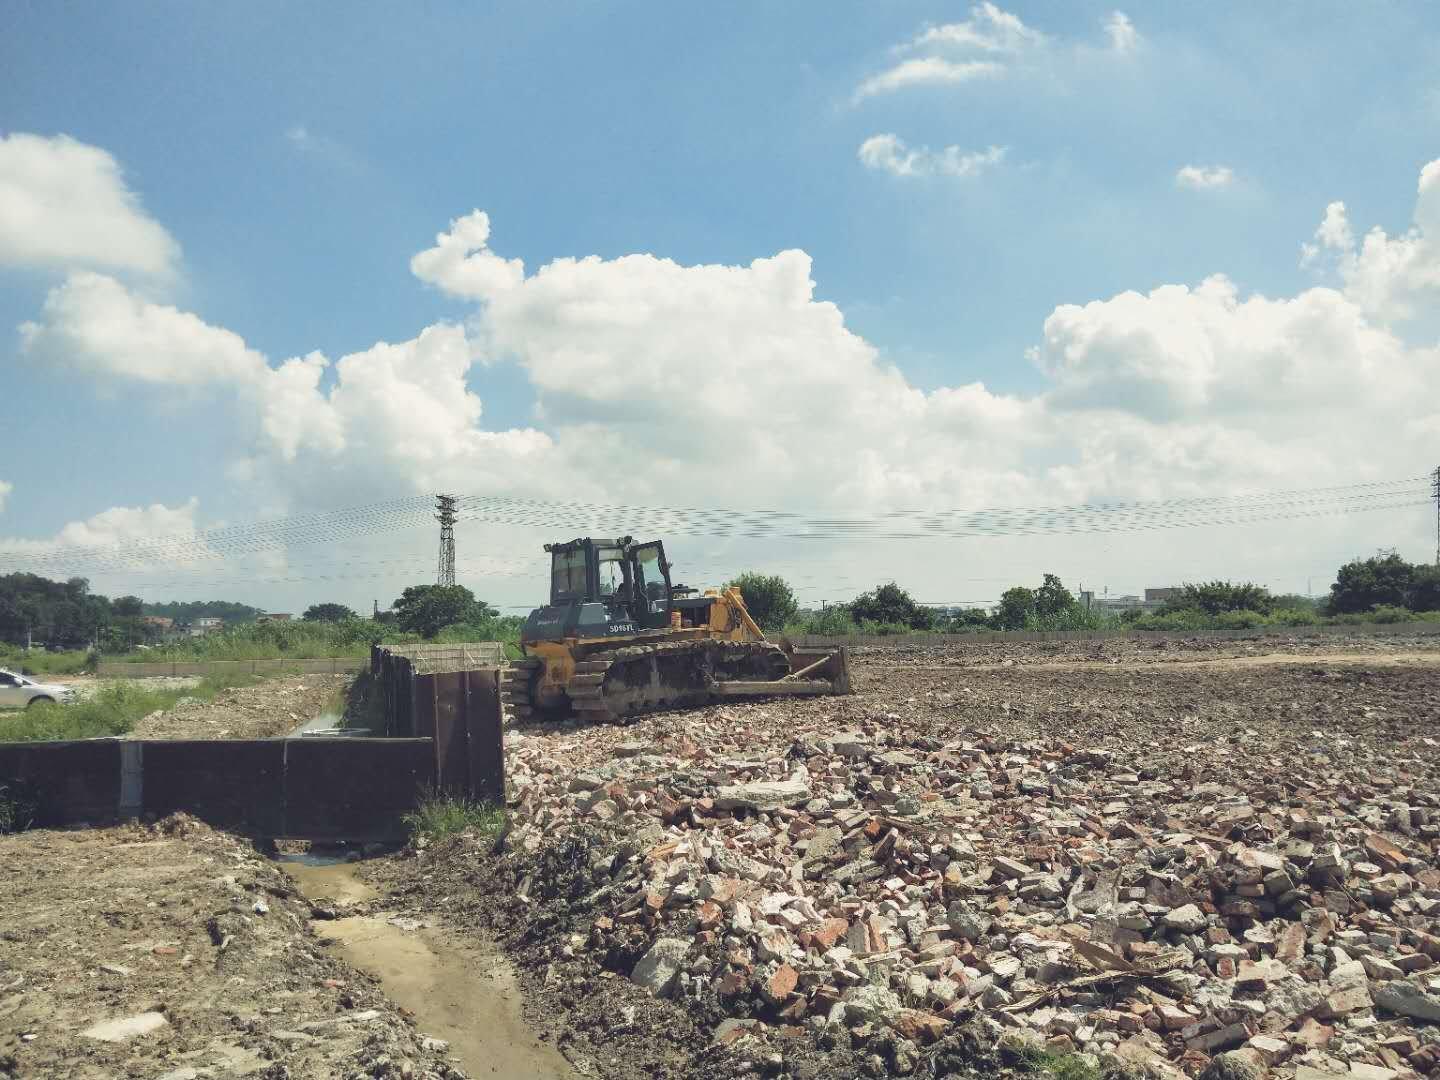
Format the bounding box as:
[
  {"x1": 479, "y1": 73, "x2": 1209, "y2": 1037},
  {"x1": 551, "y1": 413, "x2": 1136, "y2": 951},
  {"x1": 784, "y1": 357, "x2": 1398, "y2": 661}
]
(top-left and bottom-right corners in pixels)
[{"x1": 501, "y1": 536, "x2": 850, "y2": 723}]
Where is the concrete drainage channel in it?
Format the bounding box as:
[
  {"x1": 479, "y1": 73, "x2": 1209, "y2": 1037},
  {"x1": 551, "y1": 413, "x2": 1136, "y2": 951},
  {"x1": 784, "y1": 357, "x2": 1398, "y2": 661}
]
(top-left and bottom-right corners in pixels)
[{"x1": 277, "y1": 848, "x2": 576, "y2": 1080}]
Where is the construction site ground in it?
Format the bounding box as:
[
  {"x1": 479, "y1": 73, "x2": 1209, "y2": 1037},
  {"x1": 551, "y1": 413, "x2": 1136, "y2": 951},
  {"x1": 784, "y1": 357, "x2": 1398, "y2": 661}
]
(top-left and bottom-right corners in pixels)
[
  {"x1": 126, "y1": 673, "x2": 352, "y2": 740},
  {"x1": 3, "y1": 631, "x2": 1439, "y2": 1079}
]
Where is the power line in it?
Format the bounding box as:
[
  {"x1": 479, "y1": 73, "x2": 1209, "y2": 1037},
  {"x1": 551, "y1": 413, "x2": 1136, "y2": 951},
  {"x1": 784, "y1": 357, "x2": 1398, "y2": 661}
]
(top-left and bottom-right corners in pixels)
[{"x1": 0, "y1": 475, "x2": 1427, "y2": 578}]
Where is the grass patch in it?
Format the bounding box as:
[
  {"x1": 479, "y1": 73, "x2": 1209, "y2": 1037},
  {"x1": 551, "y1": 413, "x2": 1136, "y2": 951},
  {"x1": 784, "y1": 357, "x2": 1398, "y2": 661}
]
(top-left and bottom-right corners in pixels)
[
  {"x1": 402, "y1": 789, "x2": 506, "y2": 844},
  {"x1": 0, "y1": 648, "x2": 94, "y2": 677},
  {"x1": 0, "y1": 778, "x2": 39, "y2": 834},
  {"x1": 1005, "y1": 1042, "x2": 1102, "y2": 1080},
  {"x1": 0, "y1": 671, "x2": 264, "y2": 743}
]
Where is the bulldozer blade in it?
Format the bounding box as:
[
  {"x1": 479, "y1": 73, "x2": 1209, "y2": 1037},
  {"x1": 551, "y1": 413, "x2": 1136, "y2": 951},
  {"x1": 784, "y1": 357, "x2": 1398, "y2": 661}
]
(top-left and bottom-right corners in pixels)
[
  {"x1": 714, "y1": 679, "x2": 836, "y2": 697},
  {"x1": 779, "y1": 644, "x2": 852, "y2": 694}
]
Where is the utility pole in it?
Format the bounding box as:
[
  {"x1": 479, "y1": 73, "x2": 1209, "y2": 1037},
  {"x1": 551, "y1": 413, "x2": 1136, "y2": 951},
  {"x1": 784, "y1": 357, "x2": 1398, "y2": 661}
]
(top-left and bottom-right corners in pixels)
[
  {"x1": 1432, "y1": 466, "x2": 1440, "y2": 566},
  {"x1": 435, "y1": 494, "x2": 458, "y2": 587}
]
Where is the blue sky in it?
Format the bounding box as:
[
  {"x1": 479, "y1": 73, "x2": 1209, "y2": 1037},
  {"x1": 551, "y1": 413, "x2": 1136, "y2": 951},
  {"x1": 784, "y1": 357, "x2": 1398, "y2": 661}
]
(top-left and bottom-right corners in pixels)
[{"x1": 3, "y1": 3, "x2": 1439, "y2": 610}]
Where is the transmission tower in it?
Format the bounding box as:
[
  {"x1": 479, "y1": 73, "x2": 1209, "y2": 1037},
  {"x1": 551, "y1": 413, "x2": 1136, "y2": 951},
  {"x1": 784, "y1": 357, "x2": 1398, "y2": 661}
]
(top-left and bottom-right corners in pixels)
[
  {"x1": 1432, "y1": 467, "x2": 1440, "y2": 566},
  {"x1": 435, "y1": 494, "x2": 457, "y2": 587}
]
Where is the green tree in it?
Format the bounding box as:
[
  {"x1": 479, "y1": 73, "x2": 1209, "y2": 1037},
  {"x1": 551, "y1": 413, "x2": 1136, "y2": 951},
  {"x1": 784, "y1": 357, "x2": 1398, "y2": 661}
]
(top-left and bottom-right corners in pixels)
[
  {"x1": 111, "y1": 595, "x2": 144, "y2": 618},
  {"x1": 390, "y1": 585, "x2": 496, "y2": 638},
  {"x1": 993, "y1": 586, "x2": 1035, "y2": 631},
  {"x1": 1329, "y1": 551, "x2": 1414, "y2": 614},
  {"x1": 726, "y1": 573, "x2": 798, "y2": 631},
  {"x1": 1033, "y1": 574, "x2": 1077, "y2": 619},
  {"x1": 303, "y1": 602, "x2": 358, "y2": 622},
  {"x1": 1406, "y1": 564, "x2": 1440, "y2": 612},
  {"x1": 850, "y1": 582, "x2": 933, "y2": 630},
  {"x1": 1167, "y1": 581, "x2": 1275, "y2": 616}
]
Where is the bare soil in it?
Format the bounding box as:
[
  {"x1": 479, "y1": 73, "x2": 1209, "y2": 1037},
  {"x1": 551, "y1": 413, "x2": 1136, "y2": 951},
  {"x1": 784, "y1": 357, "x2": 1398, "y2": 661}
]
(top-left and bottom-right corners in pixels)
[
  {"x1": 0, "y1": 816, "x2": 461, "y2": 1079},
  {"x1": 129, "y1": 674, "x2": 351, "y2": 740}
]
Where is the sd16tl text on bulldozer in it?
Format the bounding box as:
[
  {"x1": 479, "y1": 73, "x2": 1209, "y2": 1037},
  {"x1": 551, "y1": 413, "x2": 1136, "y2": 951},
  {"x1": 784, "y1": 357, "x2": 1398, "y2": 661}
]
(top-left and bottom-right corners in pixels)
[{"x1": 501, "y1": 536, "x2": 850, "y2": 723}]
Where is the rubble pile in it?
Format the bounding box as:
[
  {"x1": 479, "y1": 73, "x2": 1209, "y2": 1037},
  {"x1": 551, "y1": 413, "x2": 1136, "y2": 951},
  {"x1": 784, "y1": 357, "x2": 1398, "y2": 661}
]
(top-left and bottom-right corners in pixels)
[{"x1": 489, "y1": 657, "x2": 1440, "y2": 1079}]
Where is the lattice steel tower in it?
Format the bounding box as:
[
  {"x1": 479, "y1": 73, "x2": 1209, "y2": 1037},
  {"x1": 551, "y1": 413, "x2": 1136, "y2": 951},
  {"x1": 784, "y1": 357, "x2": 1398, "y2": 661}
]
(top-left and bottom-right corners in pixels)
[
  {"x1": 435, "y1": 494, "x2": 458, "y2": 587},
  {"x1": 1432, "y1": 467, "x2": 1440, "y2": 566}
]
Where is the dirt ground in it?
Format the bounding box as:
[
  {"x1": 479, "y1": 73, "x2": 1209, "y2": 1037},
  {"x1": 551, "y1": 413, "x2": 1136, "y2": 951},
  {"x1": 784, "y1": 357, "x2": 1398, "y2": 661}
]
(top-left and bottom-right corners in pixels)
[
  {"x1": 5, "y1": 633, "x2": 1439, "y2": 1080},
  {"x1": 0, "y1": 816, "x2": 461, "y2": 1079},
  {"x1": 129, "y1": 674, "x2": 351, "y2": 740}
]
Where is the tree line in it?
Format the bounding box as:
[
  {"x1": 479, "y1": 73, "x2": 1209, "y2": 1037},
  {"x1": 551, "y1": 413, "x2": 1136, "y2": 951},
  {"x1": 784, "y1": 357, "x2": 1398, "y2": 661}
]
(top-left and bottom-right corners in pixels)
[{"x1": 728, "y1": 549, "x2": 1440, "y2": 636}]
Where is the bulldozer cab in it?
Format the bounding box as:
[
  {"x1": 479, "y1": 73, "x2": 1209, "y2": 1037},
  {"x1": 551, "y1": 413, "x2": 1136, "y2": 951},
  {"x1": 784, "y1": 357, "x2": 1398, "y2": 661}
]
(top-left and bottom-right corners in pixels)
[{"x1": 544, "y1": 536, "x2": 672, "y2": 632}]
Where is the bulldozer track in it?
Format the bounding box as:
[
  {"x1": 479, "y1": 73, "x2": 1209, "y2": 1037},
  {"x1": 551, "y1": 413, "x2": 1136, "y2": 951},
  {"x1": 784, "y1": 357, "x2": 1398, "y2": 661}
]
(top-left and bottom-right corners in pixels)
[{"x1": 503, "y1": 640, "x2": 791, "y2": 725}]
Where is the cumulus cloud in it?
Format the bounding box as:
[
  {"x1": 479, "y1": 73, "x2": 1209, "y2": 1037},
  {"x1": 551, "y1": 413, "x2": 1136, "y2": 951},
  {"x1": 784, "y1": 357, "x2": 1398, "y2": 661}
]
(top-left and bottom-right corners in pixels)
[
  {"x1": 15, "y1": 149, "x2": 1440, "y2": 602},
  {"x1": 1175, "y1": 164, "x2": 1235, "y2": 190},
  {"x1": 410, "y1": 210, "x2": 526, "y2": 302},
  {"x1": 0, "y1": 133, "x2": 180, "y2": 277},
  {"x1": 858, "y1": 135, "x2": 1006, "y2": 179},
  {"x1": 19, "y1": 271, "x2": 268, "y2": 384},
  {"x1": 1104, "y1": 12, "x2": 1139, "y2": 54},
  {"x1": 1298, "y1": 160, "x2": 1440, "y2": 327},
  {"x1": 0, "y1": 498, "x2": 210, "y2": 576}
]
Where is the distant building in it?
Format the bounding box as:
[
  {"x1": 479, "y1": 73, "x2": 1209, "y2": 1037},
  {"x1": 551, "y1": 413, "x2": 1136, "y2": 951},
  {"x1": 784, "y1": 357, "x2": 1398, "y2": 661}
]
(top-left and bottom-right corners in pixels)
[
  {"x1": 257, "y1": 613, "x2": 293, "y2": 623},
  {"x1": 1145, "y1": 587, "x2": 1183, "y2": 603},
  {"x1": 141, "y1": 615, "x2": 173, "y2": 630},
  {"x1": 1080, "y1": 591, "x2": 1167, "y2": 614},
  {"x1": 187, "y1": 617, "x2": 225, "y2": 638}
]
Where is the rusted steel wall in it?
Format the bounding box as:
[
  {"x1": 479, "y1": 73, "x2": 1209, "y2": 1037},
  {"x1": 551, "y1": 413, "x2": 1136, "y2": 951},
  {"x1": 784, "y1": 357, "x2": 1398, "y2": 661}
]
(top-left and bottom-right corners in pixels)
[
  {"x1": 0, "y1": 739, "x2": 120, "y2": 825},
  {"x1": 0, "y1": 737, "x2": 436, "y2": 840},
  {"x1": 371, "y1": 646, "x2": 504, "y2": 803}
]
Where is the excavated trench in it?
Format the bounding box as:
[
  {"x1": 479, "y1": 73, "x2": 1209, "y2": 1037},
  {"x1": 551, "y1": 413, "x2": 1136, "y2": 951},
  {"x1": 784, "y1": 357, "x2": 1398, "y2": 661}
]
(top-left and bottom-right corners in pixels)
[{"x1": 280, "y1": 852, "x2": 576, "y2": 1079}]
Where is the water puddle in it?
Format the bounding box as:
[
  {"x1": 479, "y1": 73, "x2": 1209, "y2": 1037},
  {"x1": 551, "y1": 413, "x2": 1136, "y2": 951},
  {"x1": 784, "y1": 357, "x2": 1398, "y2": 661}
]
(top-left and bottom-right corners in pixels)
[{"x1": 279, "y1": 856, "x2": 574, "y2": 1078}]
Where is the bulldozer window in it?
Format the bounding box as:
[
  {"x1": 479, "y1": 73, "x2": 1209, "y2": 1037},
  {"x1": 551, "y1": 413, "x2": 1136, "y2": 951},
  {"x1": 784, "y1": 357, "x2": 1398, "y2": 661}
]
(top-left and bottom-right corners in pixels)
[
  {"x1": 552, "y1": 548, "x2": 588, "y2": 599},
  {"x1": 597, "y1": 547, "x2": 626, "y2": 597}
]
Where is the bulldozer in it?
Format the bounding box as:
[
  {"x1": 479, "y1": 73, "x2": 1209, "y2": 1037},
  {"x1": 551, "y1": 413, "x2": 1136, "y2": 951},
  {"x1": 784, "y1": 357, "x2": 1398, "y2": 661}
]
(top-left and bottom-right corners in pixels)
[{"x1": 501, "y1": 536, "x2": 850, "y2": 723}]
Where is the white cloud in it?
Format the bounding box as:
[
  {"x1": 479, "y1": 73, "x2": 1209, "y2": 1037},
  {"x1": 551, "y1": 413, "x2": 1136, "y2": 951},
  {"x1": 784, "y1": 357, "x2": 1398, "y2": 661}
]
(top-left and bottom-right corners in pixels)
[
  {"x1": 15, "y1": 152, "x2": 1440, "y2": 605},
  {"x1": 0, "y1": 498, "x2": 210, "y2": 576},
  {"x1": 859, "y1": 135, "x2": 1006, "y2": 179},
  {"x1": 1104, "y1": 11, "x2": 1139, "y2": 54},
  {"x1": 1297, "y1": 161, "x2": 1440, "y2": 328},
  {"x1": 913, "y1": 3, "x2": 1046, "y2": 53},
  {"x1": 0, "y1": 481, "x2": 11, "y2": 514},
  {"x1": 854, "y1": 57, "x2": 1004, "y2": 100},
  {"x1": 855, "y1": 4, "x2": 1042, "y2": 100},
  {"x1": 0, "y1": 133, "x2": 179, "y2": 277},
  {"x1": 1175, "y1": 164, "x2": 1235, "y2": 190},
  {"x1": 19, "y1": 271, "x2": 269, "y2": 384},
  {"x1": 410, "y1": 210, "x2": 526, "y2": 302}
]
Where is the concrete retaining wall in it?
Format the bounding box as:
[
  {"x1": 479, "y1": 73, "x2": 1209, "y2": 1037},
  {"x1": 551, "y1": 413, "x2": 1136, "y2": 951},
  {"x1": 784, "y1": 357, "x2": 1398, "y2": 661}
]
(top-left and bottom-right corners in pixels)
[
  {"x1": 95, "y1": 657, "x2": 366, "y2": 678},
  {"x1": 789, "y1": 621, "x2": 1440, "y2": 649},
  {"x1": 0, "y1": 737, "x2": 434, "y2": 840}
]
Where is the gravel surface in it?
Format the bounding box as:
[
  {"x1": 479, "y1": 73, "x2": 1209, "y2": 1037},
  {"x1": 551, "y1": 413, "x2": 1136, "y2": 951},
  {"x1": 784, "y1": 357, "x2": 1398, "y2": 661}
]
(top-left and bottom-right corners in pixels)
[{"x1": 368, "y1": 637, "x2": 1440, "y2": 1080}]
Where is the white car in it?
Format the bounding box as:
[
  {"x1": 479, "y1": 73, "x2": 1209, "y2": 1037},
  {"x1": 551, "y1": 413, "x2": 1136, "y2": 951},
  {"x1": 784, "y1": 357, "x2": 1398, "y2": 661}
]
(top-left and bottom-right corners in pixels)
[{"x1": 0, "y1": 668, "x2": 76, "y2": 709}]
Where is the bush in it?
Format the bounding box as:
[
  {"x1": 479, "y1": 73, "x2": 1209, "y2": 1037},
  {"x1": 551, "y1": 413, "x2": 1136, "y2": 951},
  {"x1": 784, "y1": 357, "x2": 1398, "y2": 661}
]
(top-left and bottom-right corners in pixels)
[
  {"x1": 1270, "y1": 606, "x2": 1320, "y2": 627},
  {"x1": 1369, "y1": 604, "x2": 1415, "y2": 624},
  {"x1": 403, "y1": 790, "x2": 506, "y2": 844},
  {"x1": 1213, "y1": 610, "x2": 1267, "y2": 629},
  {"x1": 783, "y1": 607, "x2": 857, "y2": 637}
]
